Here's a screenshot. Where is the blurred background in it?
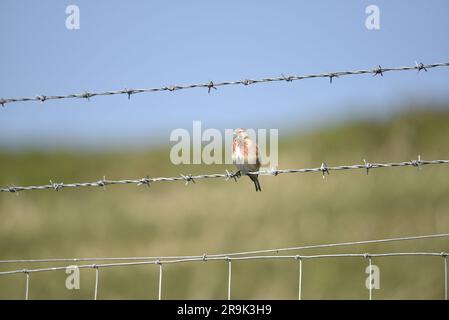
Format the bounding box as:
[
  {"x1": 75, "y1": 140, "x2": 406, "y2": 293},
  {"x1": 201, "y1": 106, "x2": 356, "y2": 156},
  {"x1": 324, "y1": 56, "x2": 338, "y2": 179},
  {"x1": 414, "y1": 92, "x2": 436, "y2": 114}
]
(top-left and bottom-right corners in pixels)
[{"x1": 0, "y1": 0, "x2": 448, "y2": 299}]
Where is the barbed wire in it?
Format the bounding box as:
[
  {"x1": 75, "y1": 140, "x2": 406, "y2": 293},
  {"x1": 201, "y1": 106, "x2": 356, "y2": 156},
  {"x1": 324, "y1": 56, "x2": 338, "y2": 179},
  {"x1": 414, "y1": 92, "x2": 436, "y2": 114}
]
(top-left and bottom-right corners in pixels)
[
  {"x1": 1, "y1": 156, "x2": 448, "y2": 193},
  {"x1": 1, "y1": 61, "x2": 448, "y2": 107}
]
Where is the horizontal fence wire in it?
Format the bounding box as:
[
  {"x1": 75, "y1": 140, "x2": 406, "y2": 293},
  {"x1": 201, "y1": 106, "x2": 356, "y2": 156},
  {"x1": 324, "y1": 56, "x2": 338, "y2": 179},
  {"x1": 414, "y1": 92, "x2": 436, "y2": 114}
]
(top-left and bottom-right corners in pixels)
[
  {"x1": 1, "y1": 61, "x2": 448, "y2": 107},
  {"x1": 1, "y1": 233, "x2": 447, "y2": 300},
  {"x1": 1, "y1": 157, "x2": 448, "y2": 193},
  {"x1": 1, "y1": 232, "x2": 448, "y2": 264},
  {"x1": 0, "y1": 253, "x2": 447, "y2": 275},
  {"x1": 1, "y1": 60, "x2": 448, "y2": 299},
  {"x1": 3, "y1": 252, "x2": 445, "y2": 300}
]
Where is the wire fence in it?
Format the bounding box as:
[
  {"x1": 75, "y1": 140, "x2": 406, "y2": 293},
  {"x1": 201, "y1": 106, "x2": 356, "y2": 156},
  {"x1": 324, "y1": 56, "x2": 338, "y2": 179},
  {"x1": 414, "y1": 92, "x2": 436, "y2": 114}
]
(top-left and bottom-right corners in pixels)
[
  {"x1": 0, "y1": 233, "x2": 447, "y2": 300},
  {"x1": 1, "y1": 61, "x2": 448, "y2": 107},
  {"x1": 2, "y1": 61, "x2": 448, "y2": 300},
  {"x1": 1, "y1": 156, "x2": 448, "y2": 193}
]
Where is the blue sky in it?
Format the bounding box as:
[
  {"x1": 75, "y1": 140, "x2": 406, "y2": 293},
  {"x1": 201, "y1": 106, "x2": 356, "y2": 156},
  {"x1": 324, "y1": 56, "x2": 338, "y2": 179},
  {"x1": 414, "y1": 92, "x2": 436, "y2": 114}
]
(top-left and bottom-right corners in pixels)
[{"x1": 0, "y1": 0, "x2": 448, "y2": 150}]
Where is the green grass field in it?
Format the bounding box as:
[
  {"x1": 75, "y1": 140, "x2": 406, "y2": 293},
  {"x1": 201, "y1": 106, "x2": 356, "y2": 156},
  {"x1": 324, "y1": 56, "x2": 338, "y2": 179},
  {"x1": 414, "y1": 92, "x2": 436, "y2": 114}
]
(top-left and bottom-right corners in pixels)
[{"x1": 1, "y1": 109, "x2": 448, "y2": 299}]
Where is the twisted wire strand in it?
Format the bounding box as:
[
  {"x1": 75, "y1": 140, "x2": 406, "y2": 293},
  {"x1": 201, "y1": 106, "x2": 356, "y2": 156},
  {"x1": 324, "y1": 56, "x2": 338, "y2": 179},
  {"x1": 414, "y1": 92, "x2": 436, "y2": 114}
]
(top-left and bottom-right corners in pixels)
[
  {"x1": 1, "y1": 232, "x2": 448, "y2": 265},
  {"x1": 0, "y1": 252, "x2": 447, "y2": 276},
  {"x1": 1, "y1": 158, "x2": 448, "y2": 193},
  {"x1": 1, "y1": 62, "x2": 447, "y2": 107},
  {"x1": 2, "y1": 234, "x2": 446, "y2": 300}
]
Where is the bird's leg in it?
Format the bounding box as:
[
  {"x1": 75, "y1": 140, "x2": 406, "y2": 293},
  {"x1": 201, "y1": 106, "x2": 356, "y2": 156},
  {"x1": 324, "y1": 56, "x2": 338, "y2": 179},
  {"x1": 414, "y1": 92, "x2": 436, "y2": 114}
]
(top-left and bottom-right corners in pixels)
[{"x1": 248, "y1": 174, "x2": 262, "y2": 192}]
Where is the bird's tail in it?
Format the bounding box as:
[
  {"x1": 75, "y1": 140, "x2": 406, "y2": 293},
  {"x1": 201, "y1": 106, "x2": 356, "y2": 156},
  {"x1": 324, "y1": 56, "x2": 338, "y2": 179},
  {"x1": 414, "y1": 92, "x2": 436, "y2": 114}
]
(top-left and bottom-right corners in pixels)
[{"x1": 248, "y1": 174, "x2": 262, "y2": 192}]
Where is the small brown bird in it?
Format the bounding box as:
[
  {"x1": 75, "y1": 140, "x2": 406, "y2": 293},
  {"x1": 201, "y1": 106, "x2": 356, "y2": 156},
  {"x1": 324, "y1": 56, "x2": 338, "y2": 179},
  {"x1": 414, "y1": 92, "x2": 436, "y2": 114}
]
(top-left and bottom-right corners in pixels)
[{"x1": 232, "y1": 128, "x2": 262, "y2": 192}]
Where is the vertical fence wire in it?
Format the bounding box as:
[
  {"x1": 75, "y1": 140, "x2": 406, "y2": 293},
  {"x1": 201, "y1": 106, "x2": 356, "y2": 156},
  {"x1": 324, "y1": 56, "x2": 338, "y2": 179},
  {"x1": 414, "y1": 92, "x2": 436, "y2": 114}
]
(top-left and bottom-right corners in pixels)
[
  {"x1": 227, "y1": 258, "x2": 232, "y2": 300},
  {"x1": 24, "y1": 271, "x2": 29, "y2": 300},
  {"x1": 368, "y1": 256, "x2": 373, "y2": 301},
  {"x1": 444, "y1": 254, "x2": 448, "y2": 300},
  {"x1": 93, "y1": 266, "x2": 99, "y2": 300},
  {"x1": 157, "y1": 261, "x2": 163, "y2": 300},
  {"x1": 296, "y1": 256, "x2": 302, "y2": 300},
  {"x1": 1, "y1": 249, "x2": 447, "y2": 299}
]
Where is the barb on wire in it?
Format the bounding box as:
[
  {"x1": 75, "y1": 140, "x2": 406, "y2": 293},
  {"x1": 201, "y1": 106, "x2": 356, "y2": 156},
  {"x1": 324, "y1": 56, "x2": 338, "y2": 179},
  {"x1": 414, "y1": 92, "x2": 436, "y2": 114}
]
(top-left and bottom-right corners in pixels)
[
  {"x1": 328, "y1": 73, "x2": 339, "y2": 83},
  {"x1": 1, "y1": 157, "x2": 448, "y2": 193},
  {"x1": 1, "y1": 62, "x2": 448, "y2": 107},
  {"x1": 363, "y1": 159, "x2": 372, "y2": 175},
  {"x1": 416, "y1": 61, "x2": 428, "y2": 73},
  {"x1": 137, "y1": 176, "x2": 151, "y2": 188},
  {"x1": 207, "y1": 81, "x2": 217, "y2": 93},
  {"x1": 320, "y1": 162, "x2": 330, "y2": 179},
  {"x1": 373, "y1": 65, "x2": 384, "y2": 77}
]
